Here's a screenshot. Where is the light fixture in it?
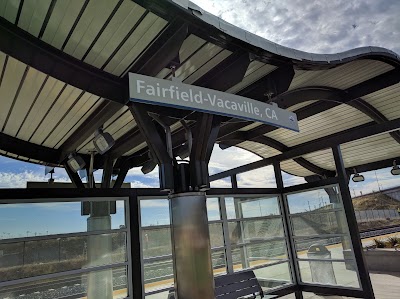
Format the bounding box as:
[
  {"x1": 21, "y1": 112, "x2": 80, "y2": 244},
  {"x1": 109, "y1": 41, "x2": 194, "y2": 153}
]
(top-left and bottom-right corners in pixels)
[
  {"x1": 45, "y1": 166, "x2": 55, "y2": 184},
  {"x1": 67, "y1": 153, "x2": 86, "y2": 173},
  {"x1": 391, "y1": 160, "x2": 400, "y2": 175},
  {"x1": 93, "y1": 128, "x2": 115, "y2": 155},
  {"x1": 141, "y1": 152, "x2": 157, "y2": 174},
  {"x1": 352, "y1": 168, "x2": 365, "y2": 182}
]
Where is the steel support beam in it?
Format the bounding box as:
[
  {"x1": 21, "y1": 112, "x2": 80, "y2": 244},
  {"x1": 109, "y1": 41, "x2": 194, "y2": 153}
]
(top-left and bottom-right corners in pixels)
[
  {"x1": 210, "y1": 117, "x2": 400, "y2": 181},
  {"x1": 0, "y1": 17, "x2": 127, "y2": 105},
  {"x1": 332, "y1": 145, "x2": 375, "y2": 299},
  {"x1": 64, "y1": 163, "x2": 85, "y2": 189}
]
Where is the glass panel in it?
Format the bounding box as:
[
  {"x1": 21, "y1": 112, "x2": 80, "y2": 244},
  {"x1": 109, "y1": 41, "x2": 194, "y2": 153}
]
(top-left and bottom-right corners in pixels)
[
  {"x1": 207, "y1": 197, "x2": 221, "y2": 221},
  {"x1": 212, "y1": 250, "x2": 227, "y2": 276},
  {"x1": 298, "y1": 260, "x2": 360, "y2": 288},
  {"x1": 0, "y1": 232, "x2": 126, "y2": 282},
  {"x1": 0, "y1": 199, "x2": 126, "y2": 238},
  {"x1": 0, "y1": 266, "x2": 127, "y2": 299},
  {"x1": 295, "y1": 236, "x2": 355, "y2": 260},
  {"x1": 141, "y1": 227, "x2": 172, "y2": 259},
  {"x1": 290, "y1": 211, "x2": 348, "y2": 236},
  {"x1": 237, "y1": 165, "x2": 276, "y2": 188},
  {"x1": 227, "y1": 218, "x2": 284, "y2": 245},
  {"x1": 232, "y1": 240, "x2": 288, "y2": 270},
  {"x1": 253, "y1": 262, "x2": 292, "y2": 290},
  {"x1": 225, "y1": 196, "x2": 281, "y2": 219},
  {"x1": 209, "y1": 223, "x2": 224, "y2": 248},
  {"x1": 303, "y1": 292, "x2": 359, "y2": 299},
  {"x1": 286, "y1": 188, "x2": 341, "y2": 215},
  {"x1": 140, "y1": 199, "x2": 170, "y2": 226},
  {"x1": 144, "y1": 259, "x2": 174, "y2": 293}
]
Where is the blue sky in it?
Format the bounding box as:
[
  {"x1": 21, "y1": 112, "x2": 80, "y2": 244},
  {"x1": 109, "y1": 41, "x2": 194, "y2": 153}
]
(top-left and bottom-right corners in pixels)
[{"x1": 1, "y1": 0, "x2": 400, "y2": 237}]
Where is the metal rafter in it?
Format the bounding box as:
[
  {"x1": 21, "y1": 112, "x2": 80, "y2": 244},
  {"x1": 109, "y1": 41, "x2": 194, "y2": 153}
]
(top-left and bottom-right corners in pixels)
[{"x1": 210, "y1": 117, "x2": 400, "y2": 181}]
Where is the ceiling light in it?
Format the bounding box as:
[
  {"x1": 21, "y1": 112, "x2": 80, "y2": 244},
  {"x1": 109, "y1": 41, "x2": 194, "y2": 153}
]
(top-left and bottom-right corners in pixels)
[
  {"x1": 67, "y1": 153, "x2": 86, "y2": 173},
  {"x1": 352, "y1": 168, "x2": 365, "y2": 182},
  {"x1": 93, "y1": 128, "x2": 115, "y2": 155},
  {"x1": 391, "y1": 160, "x2": 400, "y2": 176}
]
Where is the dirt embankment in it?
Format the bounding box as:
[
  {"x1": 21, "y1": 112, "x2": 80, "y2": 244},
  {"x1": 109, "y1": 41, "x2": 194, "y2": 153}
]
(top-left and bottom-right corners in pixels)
[{"x1": 352, "y1": 193, "x2": 400, "y2": 211}]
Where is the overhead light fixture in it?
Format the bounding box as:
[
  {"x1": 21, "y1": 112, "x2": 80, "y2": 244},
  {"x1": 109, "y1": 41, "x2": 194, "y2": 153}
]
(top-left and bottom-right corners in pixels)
[
  {"x1": 391, "y1": 160, "x2": 400, "y2": 175},
  {"x1": 67, "y1": 153, "x2": 86, "y2": 173},
  {"x1": 352, "y1": 168, "x2": 365, "y2": 182},
  {"x1": 141, "y1": 152, "x2": 157, "y2": 174},
  {"x1": 93, "y1": 128, "x2": 115, "y2": 155}
]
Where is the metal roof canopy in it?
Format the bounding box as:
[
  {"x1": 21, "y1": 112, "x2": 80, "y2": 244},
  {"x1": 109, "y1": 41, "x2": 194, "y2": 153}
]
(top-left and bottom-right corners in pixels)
[{"x1": 0, "y1": 0, "x2": 399, "y2": 182}]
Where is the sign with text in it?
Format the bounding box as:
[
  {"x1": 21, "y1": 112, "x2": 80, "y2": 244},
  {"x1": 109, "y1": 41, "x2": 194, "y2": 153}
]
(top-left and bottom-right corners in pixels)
[{"x1": 129, "y1": 73, "x2": 299, "y2": 132}]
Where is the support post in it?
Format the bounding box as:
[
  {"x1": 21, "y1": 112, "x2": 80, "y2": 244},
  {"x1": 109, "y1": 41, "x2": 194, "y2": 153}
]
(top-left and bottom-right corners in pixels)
[
  {"x1": 274, "y1": 161, "x2": 303, "y2": 299},
  {"x1": 332, "y1": 145, "x2": 375, "y2": 299},
  {"x1": 64, "y1": 163, "x2": 85, "y2": 188}
]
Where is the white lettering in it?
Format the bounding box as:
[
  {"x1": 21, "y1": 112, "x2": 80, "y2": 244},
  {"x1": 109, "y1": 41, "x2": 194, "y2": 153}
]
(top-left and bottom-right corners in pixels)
[
  {"x1": 225, "y1": 100, "x2": 231, "y2": 109},
  {"x1": 194, "y1": 91, "x2": 203, "y2": 104},
  {"x1": 254, "y1": 107, "x2": 259, "y2": 115},
  {"x1": 207, "y1": 94, "x2": 217, "y2": 106},
  {"x1": 272, "y1": 109, "x2": 278, "y2": 120},
  {"x1": 217, "y1": 99, "x2": 224, "y2": 108},
  {"x1": 181, "y1": 91, "x2": 189, "y2": 101},
  {"x1": 231, "y1": 101, "x2": 237, "y2": 110},
  {"x1": 146, "y1": 85, "x2": 155, "y2": 96},
  {"x1": 136, "y1": 80, "x2": 145, "y2": 93},
  {"x1": 265, "y1": 108, "x2": 271, "y2": 118}
]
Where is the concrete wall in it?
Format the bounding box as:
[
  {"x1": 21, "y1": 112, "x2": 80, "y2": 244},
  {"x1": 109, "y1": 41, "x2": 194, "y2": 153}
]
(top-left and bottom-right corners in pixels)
[
  {"x1": 364, "y1": 249, "x2": 400, "y2": 272},
  {"x1": 355, "y1": 209, "x2": 400, "y2": 223}
]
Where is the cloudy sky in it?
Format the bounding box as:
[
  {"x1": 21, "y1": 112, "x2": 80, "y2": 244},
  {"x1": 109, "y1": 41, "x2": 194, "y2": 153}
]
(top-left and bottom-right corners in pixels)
[
  {"x1": 0, "y1": 0, "x2": 399, "y2": 237},
  {"x1": 191, "y1": 0, "x2": 400, "y2": 55}
]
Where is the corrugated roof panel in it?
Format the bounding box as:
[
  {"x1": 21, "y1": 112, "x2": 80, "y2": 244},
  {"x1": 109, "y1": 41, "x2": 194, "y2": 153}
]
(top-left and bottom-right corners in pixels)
[
  {"x1": 83, "y1": 1, "x2": 147, "y2": 69},
  {"x1": 3, "y1": 67, "x2": 48, "y2": 137},
  {"x1": 0, "y1": 0, "x2": 19, "y2": 23},
  {"x1": 341, "y1": 134, "x2": 400, "y2": 167},
  {"x1": 237, "y1": 141, "x2": 281, "y2": 158},
  {"x1": 363, "y1": 83, "x2": 400, "y2": 121},
  {"x1": 281, "y1": 159, "x2": 315, "y2": 177},
  {"x1": 238, "y1": 122, "x2": 262, "y2": 132},
  {"x1": 104, "y1": 13, "x2": 168, "y2": 76},
  {"x1": 18, "y1": 0, "x2": 51, "y2": 37},
  {"x1": 42, "y1": 93, "x2": 102, "y2": 148},
  {"x1": 54, "y1": 97, "x2": 104, "y2": 148},
  {"x1": 124, "y1": 142, "x2": 147, "y2": 156},
  {"x1": 287, "y1": 100, "x2": 318, "y2": 112},
  {"x1": 16, "y1": 77, "x2": 65, "y2": 141},
  {"x1": 179, "y1": 34, "x2": 207, "y2": 62},
  {"x1": 0, "y1": 56, "x2": 27, "y2": 130},
  {"x1": 171, "y1": 42, "x2": 224, "y2": 80},
  {"x1": 63, "y1": 0, "x2": 120, "y2": 60},
  {"x1": 29, "y1": 85, "x2": 84, "y2": 145},
  {"x1": 302, "y1": 149, "x2": 336, "y2": 171},
  {"x1": 183, "y1": 49, "x2": 232, "y2": 84},
  {"x1": 265, "y1": 104, "x2": 372, "y2": 147},
  {"x1": 227, "y1": 63, "x2": 277, "y2": 94},
  {"x1": 289, "y1": 60, "x2": 394, "y2": 91},
  {"x1": 41, "y1": 0, "x2": 86, "y2": 49}
]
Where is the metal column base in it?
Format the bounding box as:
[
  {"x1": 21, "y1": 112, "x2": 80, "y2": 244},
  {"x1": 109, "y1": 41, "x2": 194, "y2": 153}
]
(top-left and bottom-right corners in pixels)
[{"x1": 169, "y1": 192, "x2": 214, "y2": 299}]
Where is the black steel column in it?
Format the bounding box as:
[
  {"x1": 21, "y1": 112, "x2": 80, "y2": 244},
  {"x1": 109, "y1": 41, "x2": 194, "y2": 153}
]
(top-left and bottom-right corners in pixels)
[
  {"x1": 332, "y1": 145, "x2": 375, "y2": 299},
  {"x1": 230, "y1": 174, "x2": 238, "y2": 189},
  {"x1": 273, "y1": 161, "x2": 303, "y2": 299}
]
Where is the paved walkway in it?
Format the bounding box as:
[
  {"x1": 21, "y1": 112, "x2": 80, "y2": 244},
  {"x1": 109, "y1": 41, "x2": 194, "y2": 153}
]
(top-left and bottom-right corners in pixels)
[{"x1": 370, "y1": 271, "x2": 400, "y2": 299}]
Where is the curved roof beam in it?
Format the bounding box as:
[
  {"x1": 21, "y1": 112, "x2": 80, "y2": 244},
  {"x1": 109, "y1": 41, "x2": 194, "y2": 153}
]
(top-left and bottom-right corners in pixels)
[
  {"x1": 219, "y1": 132, "x2": 335, "y2": 177},
  {"x1": 221, "y1": 68, "x2": 400, "y2": 149}
]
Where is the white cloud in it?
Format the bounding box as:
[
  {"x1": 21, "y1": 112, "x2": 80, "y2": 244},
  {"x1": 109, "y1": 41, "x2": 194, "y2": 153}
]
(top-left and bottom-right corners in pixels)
[{"x1": 0, "y1": 171, "x2": 69, "y2": 188}]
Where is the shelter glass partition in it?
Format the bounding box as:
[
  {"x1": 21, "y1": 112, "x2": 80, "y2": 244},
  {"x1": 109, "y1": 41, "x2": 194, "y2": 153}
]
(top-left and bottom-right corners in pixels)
[
  {"x1": 0, "y1": 196, "x2": 131, "y2": 299},
  {"x1": 284, "y1": 186, "x2": 361, "y2": 289}
]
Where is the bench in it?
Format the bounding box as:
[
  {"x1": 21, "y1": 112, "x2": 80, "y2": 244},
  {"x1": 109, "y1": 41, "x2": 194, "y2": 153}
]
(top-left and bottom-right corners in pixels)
[{"x1": 168, "y1": 270, "x2": 265, "y2": 299}]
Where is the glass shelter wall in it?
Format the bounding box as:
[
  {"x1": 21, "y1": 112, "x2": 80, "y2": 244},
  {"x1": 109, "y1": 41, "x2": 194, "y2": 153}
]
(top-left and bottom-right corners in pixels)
[
  {"x1": 284, "y1": 185, "x2": 361, "y2": 289},
  {"x1": 139, "y1": 194, "x2": 294, "y2": 298},
  {"x1": 0, "y1": 197, "x2": 130, "y2": 299}
]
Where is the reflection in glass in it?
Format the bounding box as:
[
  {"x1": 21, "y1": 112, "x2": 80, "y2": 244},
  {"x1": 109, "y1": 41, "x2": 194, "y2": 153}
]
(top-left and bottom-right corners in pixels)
[
  {"x1": 286, "y1": 188, "x2": 341, "y2": 215},
  {"x1": 231, "y1": 241, "x2": 287, "y2": 270},
  {"x1": 0, "y1": 232, "x2": 126, "y2": 282},
  {"x1": 211, "y1": 250, "x2": 227, "y2": 275},
  {"x1": 294, "y1": 236, "x2": 354, "y2": 260},
  {"x1": 298, "y1": 260, "x2": 360, "y2": 288},
  {"x1": 227, "y1": 218, "x2": 284, "y2": 245},
  {"x1": 141, "y1": 227, "x2": 172, "y2": 258},
  {"x1": 143, "y1": 259, "x2": 174, "y2": 292},
  {"x1": 207, "y1": 197, "x2": 221, "y2": 221},
  {"x1": 225, "y1": 196, "x2": 281, "y2": 219},
  {"x1": 140, "y1": 199, "x2": 170, "y2": 226},
  {"x1": 253, "y1": 262, "x2": 292, "y2": 289},
  {"x1": 0, "y1": 199, "x2": 126, "y2": 238},
  {"x1": 0, "y1": 267, "x2": 128, "y2": 299},
  {"x1": 209, "y1": 223, "x2": 224, "y2": 248},
  {"x1": 290, "y1": 211, "x2": 347, "y2": 236}
]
